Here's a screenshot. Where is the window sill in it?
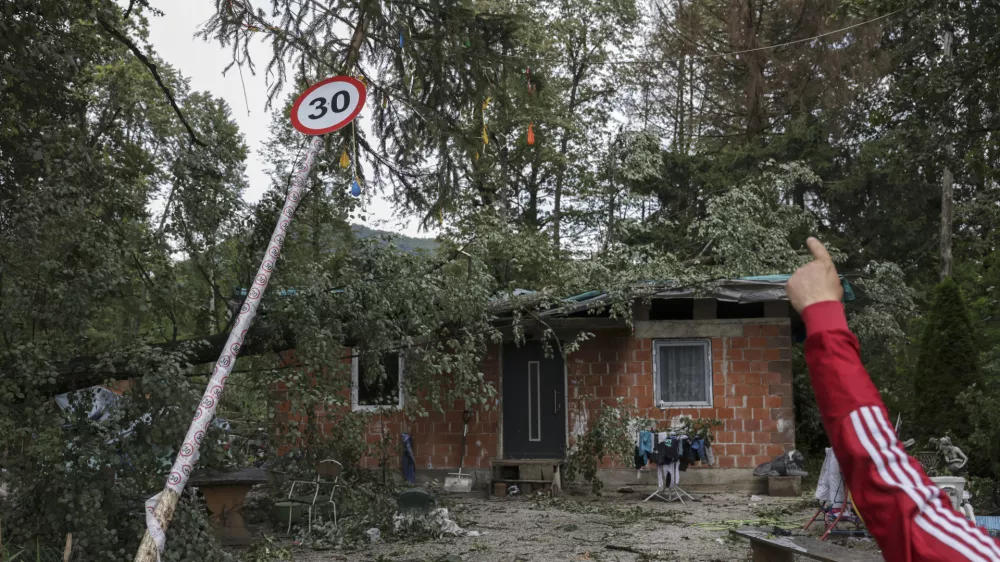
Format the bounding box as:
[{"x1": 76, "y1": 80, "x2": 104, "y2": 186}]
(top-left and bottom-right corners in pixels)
[
  {"x1": 352, "y1": 404, "x2": 403, "y2": 413},
  {"x1": 657, "y1": 402, "x2": 713, "y2": 410}
]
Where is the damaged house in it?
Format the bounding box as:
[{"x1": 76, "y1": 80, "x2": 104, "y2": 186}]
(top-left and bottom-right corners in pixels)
[{"x1": 272, "y1": 276, "x2": 855, "y2": 493}]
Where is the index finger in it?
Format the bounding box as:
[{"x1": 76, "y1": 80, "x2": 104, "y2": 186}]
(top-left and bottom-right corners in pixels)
[{"x1": 806, "y1": 237, "x2": 833, "y2": 263}]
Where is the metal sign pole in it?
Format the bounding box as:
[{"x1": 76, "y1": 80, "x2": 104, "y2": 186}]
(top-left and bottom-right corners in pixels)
[{"x1": 134, "y1": 136, "x2": 324, "y2": 562}]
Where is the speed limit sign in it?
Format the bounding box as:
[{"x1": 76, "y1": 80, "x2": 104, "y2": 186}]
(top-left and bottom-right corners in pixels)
[{"x1": 290, "y1": 76, "x2": 367, "y2": 135}]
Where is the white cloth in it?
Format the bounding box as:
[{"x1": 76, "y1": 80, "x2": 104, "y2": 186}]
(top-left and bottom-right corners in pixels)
[
  {"x1": 815, "y1": 447, "x2": 845, "y2": 508},
  {"x1": 656, "y1": 461, "x2": 680, "y2": 489}
]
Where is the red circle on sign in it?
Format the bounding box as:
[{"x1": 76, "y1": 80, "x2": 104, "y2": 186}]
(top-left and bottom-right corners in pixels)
[{"x1": 290, "y1": 76, "x2": 367, "y2": 135}]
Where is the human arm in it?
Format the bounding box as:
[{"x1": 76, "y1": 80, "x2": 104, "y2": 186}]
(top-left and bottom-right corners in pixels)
[{"x1": 789, "y1": 238, "x2": 1000, "y2": 562}]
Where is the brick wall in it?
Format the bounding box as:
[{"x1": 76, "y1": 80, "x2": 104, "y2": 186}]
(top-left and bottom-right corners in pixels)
[
  {"x1": 567, "y1": 319, "x2": 795, "y2": 470},
  {"x1": 271, "y1": 319, "x2": 794, "y2": 472},
  {"x1": 271, "y1": 347, "x2": 502, "y2": 471}
]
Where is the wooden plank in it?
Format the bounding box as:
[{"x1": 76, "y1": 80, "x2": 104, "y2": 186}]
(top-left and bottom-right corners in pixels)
[{"x1": 730, "y1": 528, "x2": 880, "y2": 562}]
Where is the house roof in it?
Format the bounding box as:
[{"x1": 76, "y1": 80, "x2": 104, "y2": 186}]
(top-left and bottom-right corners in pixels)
[{"x1": 493, "y1": 275, "x2": 855, "y2": 318}]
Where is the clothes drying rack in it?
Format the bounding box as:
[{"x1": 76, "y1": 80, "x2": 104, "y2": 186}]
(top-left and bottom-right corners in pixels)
[{"x1": 643, "y1": 485, "x2": 694, "y2": 504}]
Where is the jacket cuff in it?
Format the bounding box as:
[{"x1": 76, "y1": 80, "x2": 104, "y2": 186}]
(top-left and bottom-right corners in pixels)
[{"x1": 802, "y1": 301, "x2": 848, "y2": 337}]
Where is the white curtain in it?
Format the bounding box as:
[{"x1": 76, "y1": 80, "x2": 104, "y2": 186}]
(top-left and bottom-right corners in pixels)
[{"x1": 659, "y1": 345, "x2": 707, "y2": 403}]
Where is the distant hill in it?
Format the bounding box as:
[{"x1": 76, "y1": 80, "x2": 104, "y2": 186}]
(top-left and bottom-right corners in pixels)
[{"x1": 351, "y1": 224, "x2": 439, "y2": 253}]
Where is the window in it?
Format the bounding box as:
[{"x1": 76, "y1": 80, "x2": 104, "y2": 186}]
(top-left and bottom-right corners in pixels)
[
  {"x1": 352, "y1": 353, "x2": 404, "y2": 411},
  {"x1": 653, "y1": 340, "x2": 712, "y2": 407}
]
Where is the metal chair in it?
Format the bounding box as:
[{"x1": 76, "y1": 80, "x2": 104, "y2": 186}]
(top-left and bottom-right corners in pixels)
[{"x1": 286, "y1": 459, "x2": 342, "y2": 534}]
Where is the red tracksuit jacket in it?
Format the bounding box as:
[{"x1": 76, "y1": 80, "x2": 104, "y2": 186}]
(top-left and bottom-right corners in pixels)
[{"x1": 803, "y1": 301, "x2": 1000, "y2": 562}]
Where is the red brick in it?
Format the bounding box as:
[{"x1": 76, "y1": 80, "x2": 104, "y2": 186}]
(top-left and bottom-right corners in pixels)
[
  {"x1": 589, "y1": 362, "x2": 609, "y2": 375},
  {"x1": 768, "y1": 360, "x2": 793, "y2": 374},
  {"x1": 736, "y1": 456, "x2": 755, "y2": 469},
  {"x1": 718, "y1": 456, "x2": 736, "y2": 468},
  {"x1": 778, "y1": 324, "x2": 791, "y2": 336},
  {"x1": 759, "y1": 324, "x2": 780, "y2": 337},
  {"x1": 762, "y1": 348, "x2": 782, "y2": 361},
  {"x1": 716, "y1": 431, "x2": 735, "y2": 443},
  {"x1": 766, "y1": 444, "x2": 786, "y2": 456},
  {"x1": 730, "y1": 337, "x2": 749, "y2": 349},
  {"x1": 753, "y1": 432, "x2": 772, "y2": 444},
  {"x1": 734, "y1": 431, "x2": 752, "y2": 443},
  {"x1": 767, "y1": 336, "x2": 792, "y2": 348},
  {"x1": 613, "y1": 385, "x2": 629, "y2": 398},
  {"x1": 745, "y1": 396, "x2": 764, "y2": 409},
  {"x1": 727, "y1": 348, "x2": 743, "y2": 360},
  {"x1": 743, "y1": 325, "x2": 761, "y2": 337},
  {"x1": 596, "y1": 386, "x2": 611, "y2": 398},
  {"x1": 725, "y1": 419, "x2": 742, "y2": 431},
  {"x1": 769, "y1": 384, "x2": 792, "y2": 395},
  {"x1": 743, "y1": 348, "x2": 762, "y2": 361},
  {"x1": 713, "y1": 384, "x2": 726, "y2": 398},
  {"x1": 633, "y1": 349, "x2": 652, "y2": 362},
  {"x1": 764, "y1": 395, "x2": 782, "y2": 408},
  {"x1": 745, "y1": 419, "x2": 763, "y2": 432},
  {"x1": 747, "y1": 337, "x2": 766, "y2": 348},
  {"x1": 724, "y1": 444, "x2": 744, "y2": 456},
  {"x1": 717, "y1": 407, "x2": 736, "y2": 419},
  {"x1": 734, "y1": 407, "x2": 752, "y2": 419},
  {"x1": 750, "y1": 361, "x2": 768, "y2": 373},
  {"x1": 732, "y1": 361, "x2": 750, "y2": 373}
]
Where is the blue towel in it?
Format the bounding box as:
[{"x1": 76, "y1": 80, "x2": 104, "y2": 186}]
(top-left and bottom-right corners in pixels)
[
  {"x1": 639, "y1": 431, "x2": 654, "y2": 456},
  {"x1": 401, "y1": 433, "x2": 416, "y2": 484}
]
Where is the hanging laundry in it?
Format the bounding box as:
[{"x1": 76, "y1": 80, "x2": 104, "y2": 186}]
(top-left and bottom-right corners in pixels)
[
  {"x1": 527, "y1": 122, "x2": 535, "y2": 146},
  {"x1": 639, "y1": 431, "x2": 654, "y2": 464},
  {"x1": 401, "y1": 433, "x2": 416, "y2": 484},
  {"x1": 350, "y1": 178, "x2": 362, "y2": 197},
  {"x1": 339, "y1": 150, "x2": 350, "y2": 169}
]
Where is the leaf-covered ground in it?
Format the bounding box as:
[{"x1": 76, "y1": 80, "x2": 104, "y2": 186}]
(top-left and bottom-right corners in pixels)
[{"x1": 284, "y1": 492, "x2": 880, "y2": 562}]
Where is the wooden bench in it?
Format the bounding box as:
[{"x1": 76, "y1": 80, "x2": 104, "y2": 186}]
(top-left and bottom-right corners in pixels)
[
  {"x1": 190, "y1": 467, "x2": 269, "y2": 545},
  {"x1": 731, "y1": 527, "x2": 881, "y2": 562}
]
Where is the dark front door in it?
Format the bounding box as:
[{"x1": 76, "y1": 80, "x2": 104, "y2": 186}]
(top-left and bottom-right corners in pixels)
[{"x1": 503, "y1": 343, "x2": 566, "y2": 459}]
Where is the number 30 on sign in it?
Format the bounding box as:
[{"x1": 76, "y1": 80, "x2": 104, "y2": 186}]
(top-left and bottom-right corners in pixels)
[{"x1": 290, "y1": 76, "x2": 367, "y2": 135}]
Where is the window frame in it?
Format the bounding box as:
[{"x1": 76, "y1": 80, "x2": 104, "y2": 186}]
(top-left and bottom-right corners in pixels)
[
  {"x1": 351, "y1": 354, "x2": 405, "y2": 412},
  {"x1": 652, "y1": 339, "x2": 713, "y2": 409}
]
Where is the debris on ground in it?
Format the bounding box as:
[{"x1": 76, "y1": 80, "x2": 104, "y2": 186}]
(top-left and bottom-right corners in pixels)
[{"x1": 394, "y1": 507, "x2": 481, "y2": 538}]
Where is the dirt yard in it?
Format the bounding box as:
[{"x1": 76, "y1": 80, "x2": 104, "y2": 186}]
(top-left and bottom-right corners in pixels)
[{"x1": 291, "y1": 490, "x2": 882, "y2": 562}]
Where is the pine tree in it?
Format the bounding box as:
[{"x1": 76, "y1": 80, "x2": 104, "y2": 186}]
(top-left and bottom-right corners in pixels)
[{"x1": 913, "y1": 277, "x2": 982, "y2": 441}]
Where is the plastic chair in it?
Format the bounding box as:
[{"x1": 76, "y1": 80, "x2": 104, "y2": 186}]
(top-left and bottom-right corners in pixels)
[{"x1": 286, "y1": 459, "x2": 342, "y2": 534}]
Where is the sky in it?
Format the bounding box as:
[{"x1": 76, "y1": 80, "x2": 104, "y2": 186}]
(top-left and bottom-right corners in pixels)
[{"x1": 146, "y1": 0, "x2": 430, "y2": 238}]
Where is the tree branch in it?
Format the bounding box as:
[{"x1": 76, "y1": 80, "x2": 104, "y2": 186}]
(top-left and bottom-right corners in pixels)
[{"x1": 96, "y1": 16, "x2": 207, "y2": 147}]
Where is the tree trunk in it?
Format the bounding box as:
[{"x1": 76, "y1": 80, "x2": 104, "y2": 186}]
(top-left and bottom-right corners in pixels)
[
  {"x1": 940, "y1": 30, "x2": 954, "y2": 280},
  {"x1": 553, "y1": 57, "x2": 585, "y2": 250}
]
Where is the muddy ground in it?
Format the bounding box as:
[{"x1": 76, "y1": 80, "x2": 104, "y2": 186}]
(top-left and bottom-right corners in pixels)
[{"x1": 286, "y1": 489, "x2": 881, "y2": 562}]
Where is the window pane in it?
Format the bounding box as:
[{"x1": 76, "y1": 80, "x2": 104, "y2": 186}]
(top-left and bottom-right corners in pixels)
[
  {"x1": 358, "y1": 354, "x2": 401, "y2": 406},
  {"x1": 658, "y1": 344, "x2": 707, "y2": 404}
]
